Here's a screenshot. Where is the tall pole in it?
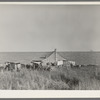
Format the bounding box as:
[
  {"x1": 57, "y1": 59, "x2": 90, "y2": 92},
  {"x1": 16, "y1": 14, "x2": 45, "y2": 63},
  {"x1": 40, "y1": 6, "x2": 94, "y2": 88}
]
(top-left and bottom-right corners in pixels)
[{"x1": 54, "y1": 49, "x2": 57, "y2": 64}]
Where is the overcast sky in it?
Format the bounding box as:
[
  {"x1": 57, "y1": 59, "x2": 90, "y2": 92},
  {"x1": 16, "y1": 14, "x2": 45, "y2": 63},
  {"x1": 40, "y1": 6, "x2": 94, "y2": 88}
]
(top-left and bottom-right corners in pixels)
[{"x1": 0, "y1": 5, "x2": 100, "y2": 51}]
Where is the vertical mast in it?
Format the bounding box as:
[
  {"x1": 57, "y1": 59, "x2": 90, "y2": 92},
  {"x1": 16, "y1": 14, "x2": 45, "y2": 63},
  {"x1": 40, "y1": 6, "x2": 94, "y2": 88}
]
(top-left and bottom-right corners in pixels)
[{"x1": 54, "y1": 49, "x2": 57, "y2": 63}]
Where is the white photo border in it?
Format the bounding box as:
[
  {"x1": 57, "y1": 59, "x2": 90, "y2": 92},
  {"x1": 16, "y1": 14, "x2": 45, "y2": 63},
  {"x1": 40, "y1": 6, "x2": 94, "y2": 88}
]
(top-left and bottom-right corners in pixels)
[{"x1": 0, "y1": 2, "x2": 100, "y2": 98}]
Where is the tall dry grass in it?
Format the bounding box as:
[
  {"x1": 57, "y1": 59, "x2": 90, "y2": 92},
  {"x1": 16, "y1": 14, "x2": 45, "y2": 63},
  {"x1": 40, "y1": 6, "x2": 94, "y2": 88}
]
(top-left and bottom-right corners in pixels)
[{"x1": 0, "y1": 65, "x2": 99, "y2": 90}]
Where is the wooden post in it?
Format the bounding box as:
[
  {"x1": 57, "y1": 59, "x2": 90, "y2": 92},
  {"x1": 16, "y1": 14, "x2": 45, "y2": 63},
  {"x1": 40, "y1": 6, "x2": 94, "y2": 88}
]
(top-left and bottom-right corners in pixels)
[{"x1": 54, "y1": 49, "x2": 57, "y2": 65}]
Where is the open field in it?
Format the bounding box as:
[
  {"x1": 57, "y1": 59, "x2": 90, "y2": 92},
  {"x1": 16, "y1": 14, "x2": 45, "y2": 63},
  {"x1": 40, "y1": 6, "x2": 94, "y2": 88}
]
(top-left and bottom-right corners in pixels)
[
  {"x1": 0, "y1": 52, "x2": 100, "y2": 90},
  {"x1": 0, "y1": 65, "x2": 100, "y2": 90}
]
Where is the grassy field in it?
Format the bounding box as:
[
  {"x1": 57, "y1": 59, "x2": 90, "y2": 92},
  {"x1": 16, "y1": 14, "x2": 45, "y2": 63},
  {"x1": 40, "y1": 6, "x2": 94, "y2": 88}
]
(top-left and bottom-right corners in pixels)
[{"x1": 0, "y1": 65, "x2": 100, "y2": 90}]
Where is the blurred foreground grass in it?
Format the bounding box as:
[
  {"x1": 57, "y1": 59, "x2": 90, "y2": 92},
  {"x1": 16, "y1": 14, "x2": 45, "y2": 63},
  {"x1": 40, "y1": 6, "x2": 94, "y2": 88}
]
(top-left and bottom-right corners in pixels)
[{"x1": 0, "y1": 65, "x2": 100, "y2": 90}]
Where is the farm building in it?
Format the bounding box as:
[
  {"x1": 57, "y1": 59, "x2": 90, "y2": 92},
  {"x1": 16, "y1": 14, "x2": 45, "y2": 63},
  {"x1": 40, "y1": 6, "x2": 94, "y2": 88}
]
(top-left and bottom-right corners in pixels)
[
  {"x1": 42, "y1": 49, "x2": 66, "y2": 66},
  {"x1": 31, "y1": 49, "x2": 76, "y2": 67}
]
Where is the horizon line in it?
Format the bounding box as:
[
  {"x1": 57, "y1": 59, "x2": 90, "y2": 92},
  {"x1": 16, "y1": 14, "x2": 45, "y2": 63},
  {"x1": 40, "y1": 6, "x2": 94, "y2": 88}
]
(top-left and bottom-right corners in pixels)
[{"x1": 0, "y1": 50, "x2": 99, "y2": 52}]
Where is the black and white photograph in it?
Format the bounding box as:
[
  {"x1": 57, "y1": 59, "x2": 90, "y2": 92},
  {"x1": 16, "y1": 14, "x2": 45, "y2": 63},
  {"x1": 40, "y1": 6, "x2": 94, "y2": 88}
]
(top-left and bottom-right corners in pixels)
[{"x1": 0, "y1": 2, "x2": 100, "y2": 91}]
